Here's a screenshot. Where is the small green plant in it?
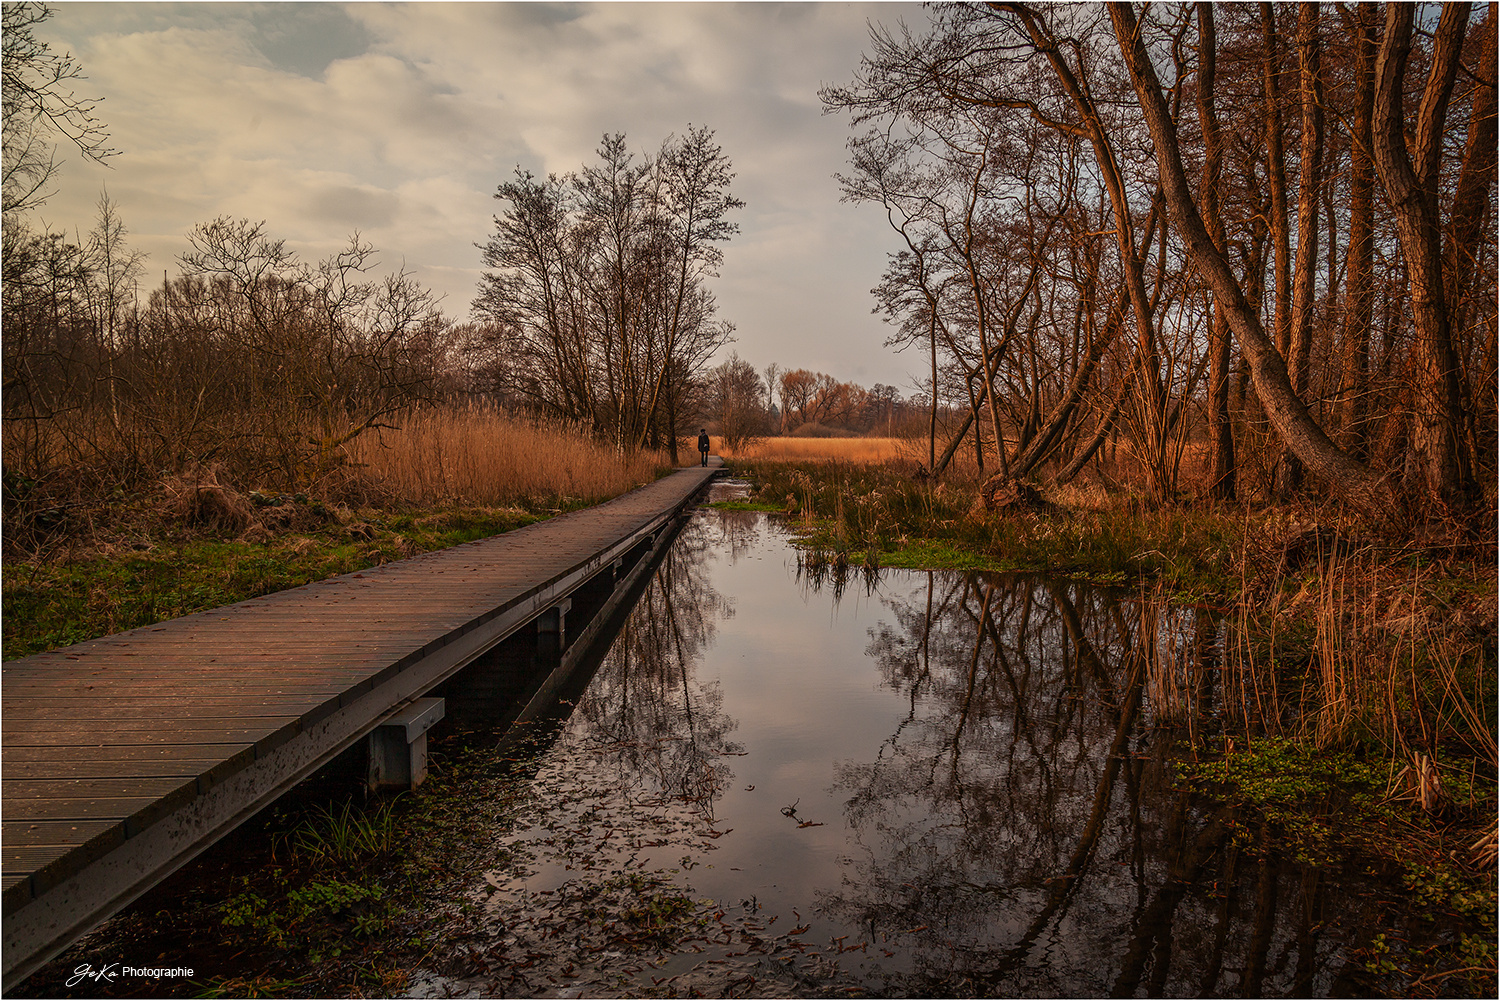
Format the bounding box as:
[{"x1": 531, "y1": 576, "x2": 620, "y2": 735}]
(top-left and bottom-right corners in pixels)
[
  {"x1": 290, "y1": 797, "x2": 399, "y2": 865},
  {"x1": 1179, "y1": 737, "x2": 1389, "y2": 864},
  {"x1": 1362, "y1": 932, "x2": 1399, "y2": 976},
  {"x1": 218, "y1": 877, "x2": 392, "y2": 955},
  {"x1": 1401, "y1": 858, "x2": 1496, "y2": 923}
]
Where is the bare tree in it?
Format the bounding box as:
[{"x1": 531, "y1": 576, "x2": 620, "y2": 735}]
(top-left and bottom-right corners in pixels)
[
  {"x1": 705, "y1": 352, "x2": 767, "y2": 451},
  {"x1": 1371, "y1": 2, "x2": 1479, "y2": 507},
  {"x1": 473, "y1": 129, "x2": 741, "y2": 459},
  {"x1": 2, "y1": 2, "x2": 116, "y2": 214},
  {"x1": 1107, "y1": 1, "x2": 1396, "y2": 517}
]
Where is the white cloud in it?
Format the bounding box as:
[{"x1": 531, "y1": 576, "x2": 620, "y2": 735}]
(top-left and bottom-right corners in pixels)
[{"x1": 33, "y1": 1, "x2": 927, "y2": 388}]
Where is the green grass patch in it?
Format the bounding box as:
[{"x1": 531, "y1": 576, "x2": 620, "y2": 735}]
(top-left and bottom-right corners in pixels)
[
  {"x1": 1179, "y1": 736, "x2": 1392, "y2": 866},
  {"x1": 726, "y1": 458, "x2": 1242, "y2": 600},
  {"x1": 2, "y1": 506, "x2": 543, "y2": 659},
  {"x1": 706, "y1": 498, "x2": 784, "y2": 512}
]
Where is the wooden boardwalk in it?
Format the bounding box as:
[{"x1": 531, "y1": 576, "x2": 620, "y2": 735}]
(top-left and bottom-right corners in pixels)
[{"x1": 1, "y1": 461, "x2": 721, "y2": 987}]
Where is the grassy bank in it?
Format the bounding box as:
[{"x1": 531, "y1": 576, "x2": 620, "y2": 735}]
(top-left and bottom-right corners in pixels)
[
  {"x1": 724, "y1": 456, "x2": 1496, "y2": 744},
  {"x1": 3, "y1": 411, "x2": 672, "y2": 660},
  {"x1": 2, "y1": 502, "x2": 546, "y2": 660}
]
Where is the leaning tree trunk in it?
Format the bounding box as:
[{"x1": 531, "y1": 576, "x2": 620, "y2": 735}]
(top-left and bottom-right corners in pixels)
[{"x1": 1107, "y1": 2, "x2": 1397, "y2": 521}]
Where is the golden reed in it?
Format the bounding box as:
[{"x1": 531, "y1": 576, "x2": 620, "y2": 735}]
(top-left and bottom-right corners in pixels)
[{"x1": 344, "y1": 406, "x2": 670, "y2": 507}]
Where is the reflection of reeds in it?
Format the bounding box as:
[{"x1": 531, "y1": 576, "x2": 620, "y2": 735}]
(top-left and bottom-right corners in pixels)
[{"x1": 1134, "y1": 584, "x2": 1201, "y2": 728}]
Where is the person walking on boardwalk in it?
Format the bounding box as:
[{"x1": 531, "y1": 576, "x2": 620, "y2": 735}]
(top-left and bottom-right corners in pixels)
[{"x1": 698, "y1": 429, "x2": 711, "y2": 467}]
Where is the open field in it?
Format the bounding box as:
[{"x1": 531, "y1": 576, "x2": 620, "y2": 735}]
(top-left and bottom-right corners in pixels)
[{"x1": 714, "y1": 435, "x2": 908, "y2": 463}]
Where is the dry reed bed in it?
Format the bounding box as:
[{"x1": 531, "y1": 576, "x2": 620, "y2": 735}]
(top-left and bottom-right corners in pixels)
[
  {"x1": 343, "y1": 409, "x2": 669, "y2": 508},
  {"x1": 717, "y1": 436, "x2": 906, "y2": 464}
]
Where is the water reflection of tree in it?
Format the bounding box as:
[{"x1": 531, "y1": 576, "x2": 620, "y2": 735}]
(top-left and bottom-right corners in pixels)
[
  {"x1": 569, "y1": 519, "x2": 743, "y2": 820},
  {"x1": 702, "y1": 504, "x2": 762, "y2": 564},
  {"x1": 818, "y1": 570, "x2": 1367, "y2": 997}
]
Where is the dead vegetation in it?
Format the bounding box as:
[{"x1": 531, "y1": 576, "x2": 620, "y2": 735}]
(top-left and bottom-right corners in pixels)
[
  {"x1": 714, "y1": 434, "x2": 906, "y2": 464},
  {"x1": 1, "y1": 408, "x2": 676, "y2": 660}
]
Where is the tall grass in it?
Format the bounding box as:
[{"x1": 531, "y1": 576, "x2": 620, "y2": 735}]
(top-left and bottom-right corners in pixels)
[
  {"x1": 717, "y1": 436, "x2": 906, "y2": 464},
  {"x1": 341, "y1": 406, "x2": 670, "y2": 508}
]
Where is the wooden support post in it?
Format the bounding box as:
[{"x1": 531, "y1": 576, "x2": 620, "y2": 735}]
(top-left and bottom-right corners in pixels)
[
  {"x1": 367, "y1": 697, "x2": 445, "y2": 791},
  {"x1": 535, "y1": 598, "x2": 572, "y2": 658}
]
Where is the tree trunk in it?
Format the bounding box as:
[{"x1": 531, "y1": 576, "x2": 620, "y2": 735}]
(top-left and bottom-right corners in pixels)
[
  {"x1": 1108, "y1": 2, "x2": 1397, "y2": 520},
  {"x1": 1445, "y1": 3, "x2": 1498, "y2": 472},
  {"x1": 1260, "y1": 4, "x2": 1293, "y2": 367},
  {"x1": 1002, "y1": 4, "x2": 1170, "y2": 497},
  {"x1": 1371, "y1": 2, "x2": 1476, "y2": 507},
  {"x1": 1196, "y1": 3, "x2": 1235, "y2": 501},
  {"x1": 1057, "y1": 372, "x2": 1131, "y2": 486},
  {"x1": 1278, "y1": 2, "x2": 1325, "y2": 497},
  {"x1": 1339, "y1": 2, "x2": 1378, "y2": 458}
]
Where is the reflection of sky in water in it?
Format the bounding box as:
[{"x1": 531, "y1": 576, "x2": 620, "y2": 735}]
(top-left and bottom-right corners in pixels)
[{"x1": 472, "y1": 500, "x2": 1408, "y2": 997}]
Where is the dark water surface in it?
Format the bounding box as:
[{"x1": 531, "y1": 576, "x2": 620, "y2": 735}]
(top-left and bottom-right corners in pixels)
[{"x1": 408, "y1": 483, "x2": 1401, "y2": 998}]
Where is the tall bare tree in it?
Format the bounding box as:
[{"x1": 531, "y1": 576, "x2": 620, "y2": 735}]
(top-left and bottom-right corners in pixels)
[
  {"x1": 1371, "y1": 2, "x2": 1479, "y2": 507},
  {"x1": 474, "y1": 129, "x2": 741, "y2": 459}
]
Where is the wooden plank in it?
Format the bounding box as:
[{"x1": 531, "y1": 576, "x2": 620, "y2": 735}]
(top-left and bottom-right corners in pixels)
[
  {"x1": 3, "y1": 777, "x2": 194, "y2": 802},
  {"x1": 3, "y1": 726, "x2": 287, "y2": 747},
  {"x1": 3, "y1": 757, "x2": 227, "y2": 781},
  {"x1": 2, "y1": 716, "x2": 300, "y2": 733},
  {"x1": 5, "y1": 845, "x2": 77, "y2": 877},
  {"x1": 4, "y1": 796, "x2": 171, "y2": 822},
  {"x1": 0, "y1": 681, "x2": 354, "y2": 696},
  {"x1": 3, "y1": 696, "x2": 332, "y2": 716},
  {"x1": 3, "y1": 744, "x2": 253, "y2": 765},
  {"x1": 3, "y1": 744, "x2": 255, "y2": 789},
  {"x1": 2, "y1": 819, "x2": 121, "y2": 848}
]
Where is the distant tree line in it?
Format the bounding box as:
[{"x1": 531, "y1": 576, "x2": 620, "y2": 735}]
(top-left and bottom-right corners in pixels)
[
  {"x1": 824, "y1": 2, "x2": 1496, "y2": 517},
  {"x1": 700, "y1": 353, "x2": 933, "y2": 450}
]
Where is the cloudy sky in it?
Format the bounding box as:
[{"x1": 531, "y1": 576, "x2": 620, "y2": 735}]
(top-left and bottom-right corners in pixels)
[{"x1": 32, "y1": 1, "x2": 929, "y2": 390}]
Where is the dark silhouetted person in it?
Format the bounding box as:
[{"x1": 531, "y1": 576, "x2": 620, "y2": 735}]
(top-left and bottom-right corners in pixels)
[{"x1": 698, "y1": 429, "x2": 711, "y2": 467}]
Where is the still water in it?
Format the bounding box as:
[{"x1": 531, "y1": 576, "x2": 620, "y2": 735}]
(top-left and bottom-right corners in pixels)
[{"x1": 410, "y1": 483, "x2": 1395, "y2": 998}]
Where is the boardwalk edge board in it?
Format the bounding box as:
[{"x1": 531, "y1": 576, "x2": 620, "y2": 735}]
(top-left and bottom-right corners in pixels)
[{"x1": 1, "y1": 463, "x2": 721, "y2": 990}]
